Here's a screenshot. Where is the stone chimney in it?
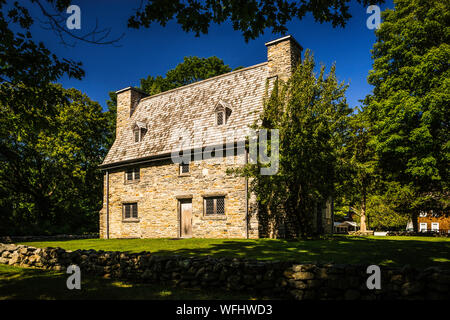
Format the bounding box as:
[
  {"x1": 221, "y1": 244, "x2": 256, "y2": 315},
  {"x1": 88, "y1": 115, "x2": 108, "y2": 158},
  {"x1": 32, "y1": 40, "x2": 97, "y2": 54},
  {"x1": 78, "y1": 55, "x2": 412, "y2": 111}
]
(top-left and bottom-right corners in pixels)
[
  {"x1": 115, "y1": 87, "x2": 148, "y2": 139},
  {"x1": 265, "y1": 35, "x2": 303, "y2": 82}
]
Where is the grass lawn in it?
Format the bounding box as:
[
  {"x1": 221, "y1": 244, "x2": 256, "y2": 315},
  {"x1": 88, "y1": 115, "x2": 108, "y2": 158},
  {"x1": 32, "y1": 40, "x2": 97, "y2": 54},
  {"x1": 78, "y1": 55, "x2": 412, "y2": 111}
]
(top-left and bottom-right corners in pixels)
[
  {"x1": 0, "y1": 264, "x2": 260, "y2": 300},
  {"x1": 16, "y1": 235, "x2": 450, "y2": 269}
]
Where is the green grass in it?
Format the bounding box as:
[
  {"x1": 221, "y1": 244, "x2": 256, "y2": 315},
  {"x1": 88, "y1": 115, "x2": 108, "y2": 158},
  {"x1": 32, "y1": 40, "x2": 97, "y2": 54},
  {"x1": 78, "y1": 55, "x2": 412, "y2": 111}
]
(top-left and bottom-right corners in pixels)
[
  {"x1": 0, "y1": 264, "x2": 259, "y2": 300},
  {"x1": 16, "y1": 235, "x2": 450, "y2": 269}
]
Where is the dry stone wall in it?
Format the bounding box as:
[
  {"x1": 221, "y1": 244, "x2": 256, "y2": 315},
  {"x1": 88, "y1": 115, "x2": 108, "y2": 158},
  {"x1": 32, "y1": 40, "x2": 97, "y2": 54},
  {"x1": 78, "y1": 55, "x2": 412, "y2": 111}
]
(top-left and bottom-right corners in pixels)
[{"x1": 1, "y1": 243, "x2": 449, "y2": 300}]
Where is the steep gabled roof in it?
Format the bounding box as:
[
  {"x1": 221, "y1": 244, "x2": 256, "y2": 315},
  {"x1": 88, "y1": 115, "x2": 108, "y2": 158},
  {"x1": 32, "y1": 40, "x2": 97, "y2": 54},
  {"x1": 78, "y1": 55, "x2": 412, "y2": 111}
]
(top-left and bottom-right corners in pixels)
[{"x1": 101, "y1": 62, "x2": 270, "y2": 167}]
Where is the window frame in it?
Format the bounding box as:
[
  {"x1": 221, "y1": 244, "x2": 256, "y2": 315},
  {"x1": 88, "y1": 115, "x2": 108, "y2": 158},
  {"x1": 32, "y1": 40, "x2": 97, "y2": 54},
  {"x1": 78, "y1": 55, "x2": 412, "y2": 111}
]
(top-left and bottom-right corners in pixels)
[
  {"x1": 419, "y1": 223, "x2": 428, "y2": 232},
  {"x1": 179, "y1": 162, "x2": 190, "y2": 175},
  {"x1": 203, "y1": 196, "x2": 225, "y2": 216},
  {"x1": 134, "y1": 127, "x2": 147, "y2": 143},
  {"x1": 431, "y1": 222, "x2": 439, "y2": 232},
  {"x1": 125, "y1": 167, "x2": 140, "y2": 183},
  {"x1": 216, "y1": 110, "x2": 225, "y2": 126},
  {"x1": 122, "y1": 202, "x2": 138, "y2": 221}
]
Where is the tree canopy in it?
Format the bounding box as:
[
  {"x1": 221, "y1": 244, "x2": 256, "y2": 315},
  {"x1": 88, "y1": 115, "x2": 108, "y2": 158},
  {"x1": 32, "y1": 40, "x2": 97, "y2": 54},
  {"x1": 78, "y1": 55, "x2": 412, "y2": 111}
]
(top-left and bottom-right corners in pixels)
[
  {"x1": 0, "y1": 84, "x2": 110, "y2": 235},
  {"x1": 128, "y1": 0, "x2": 385, "y2": 41},
  {"x1": 363, "y1": 0, "x2": 449, "y2": 230},
  {"x1": 140, "y1": 56, "x2": 235, "y2": 95}
]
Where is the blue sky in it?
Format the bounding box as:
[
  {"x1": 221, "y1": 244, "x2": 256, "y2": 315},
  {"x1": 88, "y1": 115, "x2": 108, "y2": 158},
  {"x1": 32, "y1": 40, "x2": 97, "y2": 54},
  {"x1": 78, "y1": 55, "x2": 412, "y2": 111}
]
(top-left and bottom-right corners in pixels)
[{"x1": 26, "y1": 0, "x2": 393, "y2": 110}]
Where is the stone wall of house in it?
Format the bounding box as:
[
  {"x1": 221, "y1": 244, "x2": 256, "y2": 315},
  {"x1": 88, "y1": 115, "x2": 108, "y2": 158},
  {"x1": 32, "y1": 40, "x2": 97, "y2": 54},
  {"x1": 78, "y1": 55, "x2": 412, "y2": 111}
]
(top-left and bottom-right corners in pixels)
[
  {"x1": 1, "y1": 243, "x2": 448, "y2": 300},
  {"x1": 100, "y1": 151, "x2": 259, "y2": 239}
]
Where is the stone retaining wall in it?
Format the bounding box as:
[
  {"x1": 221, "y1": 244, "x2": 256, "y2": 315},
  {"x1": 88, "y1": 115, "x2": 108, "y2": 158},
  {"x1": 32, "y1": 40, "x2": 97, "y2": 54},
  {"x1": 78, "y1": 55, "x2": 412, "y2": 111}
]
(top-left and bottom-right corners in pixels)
[{"x1": 1, "y1": 243, "x2": 448, "y2": 300}]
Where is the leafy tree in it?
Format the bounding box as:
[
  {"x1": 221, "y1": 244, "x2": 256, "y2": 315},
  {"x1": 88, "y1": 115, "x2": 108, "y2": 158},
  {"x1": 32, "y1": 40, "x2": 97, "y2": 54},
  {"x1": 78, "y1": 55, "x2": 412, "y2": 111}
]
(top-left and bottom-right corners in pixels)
[
  {"x1": 365, "y1": 0, "x2": 449, "y2": 231},
  {"x1": 365, "y1": 194, "x2": 410, "y2": 231},
  {"x1": 140, "y1": 56, "x2": 234, "y2": 94},
  {"x1": 0, "y1": 84, "x2": 110, "y2": 235},
  {"x1": 241, "y1": 50, "x2": 351, "y2": 238},
  {"x1": 128, "y1": 0, "x2": 385, "y2": 41},
  {"x1": 336, "y1": 108, "x2": 378, "y2": 231},
  {"x1": 0, "y1": 0, "x2": 123, "y2": 235}
]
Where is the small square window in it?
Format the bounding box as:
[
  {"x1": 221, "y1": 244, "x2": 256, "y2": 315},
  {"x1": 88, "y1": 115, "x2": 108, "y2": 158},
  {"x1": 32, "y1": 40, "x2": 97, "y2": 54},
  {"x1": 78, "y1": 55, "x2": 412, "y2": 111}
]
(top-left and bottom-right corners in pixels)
[
  {"x1": 204, "y1": 196, "x2": 225, "y2": 215},
  {"x1": 180, "y1": 162, "x2": 189, "y2": 174},
  {"x1": 125, "y1": 167, "x2": 140, "y2": 182},
  {"x1": 123, "y1": 203, "x2": 138, "y2": 219}
]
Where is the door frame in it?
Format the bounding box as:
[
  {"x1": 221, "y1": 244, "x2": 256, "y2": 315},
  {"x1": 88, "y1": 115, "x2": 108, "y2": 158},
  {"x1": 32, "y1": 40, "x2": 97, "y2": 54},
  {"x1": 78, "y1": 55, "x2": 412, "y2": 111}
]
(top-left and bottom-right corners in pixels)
[{"x1": 178, "y1": 198, "x2": 193, "y2": 238}]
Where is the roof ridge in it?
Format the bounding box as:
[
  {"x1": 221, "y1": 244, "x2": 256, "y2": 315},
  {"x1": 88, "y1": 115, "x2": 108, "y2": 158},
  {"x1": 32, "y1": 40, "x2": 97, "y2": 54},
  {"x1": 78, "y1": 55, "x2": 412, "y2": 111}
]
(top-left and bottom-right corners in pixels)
[{"x1": 139, "y1": 61, "x2": 268, "y2": 102}]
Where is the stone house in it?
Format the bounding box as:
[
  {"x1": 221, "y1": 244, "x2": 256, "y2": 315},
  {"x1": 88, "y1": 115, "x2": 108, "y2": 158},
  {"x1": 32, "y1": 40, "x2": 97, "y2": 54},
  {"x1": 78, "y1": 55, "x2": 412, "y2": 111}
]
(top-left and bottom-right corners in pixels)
[{"x1": 99, "y1": 35, "x2": 333, "y2": 239}]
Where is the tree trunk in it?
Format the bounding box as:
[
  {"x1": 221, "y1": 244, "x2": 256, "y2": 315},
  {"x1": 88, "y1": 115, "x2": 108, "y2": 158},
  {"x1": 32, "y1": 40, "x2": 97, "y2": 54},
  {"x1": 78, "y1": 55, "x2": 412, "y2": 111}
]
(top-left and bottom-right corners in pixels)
[{"x1": 360, "y1": 183, "x2": 367, "y2": 232}]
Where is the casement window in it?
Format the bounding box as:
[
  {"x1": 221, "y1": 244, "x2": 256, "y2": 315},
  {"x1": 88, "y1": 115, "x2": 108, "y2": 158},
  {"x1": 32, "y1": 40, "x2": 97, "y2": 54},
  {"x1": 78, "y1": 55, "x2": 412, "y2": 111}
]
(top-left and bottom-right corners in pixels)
[
  {"x1": 204, "y1": 196, "x2": 225, "y2": 215},
  {"x1": 179, "y1": 162, "x2": 190, "y2": 174},
  {"x1": 419, "y1": 223, "x2": 427, "y2": 232},
  {"x1": 123, "y1": 203, "x2": 138, "y2": 219},
  {"x1": 125, "y1": 167, "x2": 140, "y2": 182},
  {"x1": 134, "y1": 128, "x2": 147, "y2": 142},
  {"x1": 431, "y1": 222, "x2": 439, "y2": 232}
]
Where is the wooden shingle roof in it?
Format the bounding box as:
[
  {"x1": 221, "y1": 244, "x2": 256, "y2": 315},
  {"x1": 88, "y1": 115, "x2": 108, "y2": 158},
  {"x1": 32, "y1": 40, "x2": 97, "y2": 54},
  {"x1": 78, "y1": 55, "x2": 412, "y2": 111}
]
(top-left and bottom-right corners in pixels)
[{"x1": 101, "y1": 62, "x2": 270, "y2": 167}]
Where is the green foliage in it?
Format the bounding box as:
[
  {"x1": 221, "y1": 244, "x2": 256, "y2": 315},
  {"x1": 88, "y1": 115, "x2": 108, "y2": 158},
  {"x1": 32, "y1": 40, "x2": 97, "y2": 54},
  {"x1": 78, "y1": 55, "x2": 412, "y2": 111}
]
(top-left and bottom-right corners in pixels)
[
  {"x1": 366, "y1": 194, "x2": 410, "y2": 231},
  {"x1": 365, "y1": 0, "x2": 449, "y2": 230},
  {"x1": 0, "y1": 0, "x2": 104, "y2": 235},
  {"x1": 242, "y1": 50, "x2": 351, "y2": 238},
  {"x1": 140, "y1": 56, "x2": 233, "y2": 95},
  {"x1": 0, "y1": 84, "x2": 110, "y2": 235},
  {"x1": 128, "y1": 0, "x2": 384, "y2": 41}
]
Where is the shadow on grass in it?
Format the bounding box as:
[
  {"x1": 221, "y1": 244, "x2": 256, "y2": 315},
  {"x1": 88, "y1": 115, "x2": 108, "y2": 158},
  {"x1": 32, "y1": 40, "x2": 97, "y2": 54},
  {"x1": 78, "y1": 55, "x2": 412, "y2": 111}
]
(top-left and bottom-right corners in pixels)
[
  {"x1": 148, "y1": 236, "x2": 450, "y2": 269},
  {"x1": 0, "y1": 265, "x2": 259, "y2": 300},
  {"x1": 16, "y1": 236, "x2": 450, "y2": 269}
]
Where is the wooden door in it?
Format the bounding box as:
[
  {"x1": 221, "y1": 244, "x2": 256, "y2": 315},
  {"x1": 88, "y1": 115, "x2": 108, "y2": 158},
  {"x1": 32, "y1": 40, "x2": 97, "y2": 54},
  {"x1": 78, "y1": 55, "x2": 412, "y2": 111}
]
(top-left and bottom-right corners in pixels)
[{"x1": 180, "y1": 200, "x2": 192, "y2": 238}]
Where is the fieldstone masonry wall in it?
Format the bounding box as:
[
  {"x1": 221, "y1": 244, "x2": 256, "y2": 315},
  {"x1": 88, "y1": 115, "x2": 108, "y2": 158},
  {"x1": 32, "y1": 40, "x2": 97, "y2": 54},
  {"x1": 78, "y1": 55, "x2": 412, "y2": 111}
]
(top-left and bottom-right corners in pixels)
[
  {"x1": 100, "y1": 153, "x2": 259, "y2": 239},
  {"x1": 1, "y1": 243, "x2": 448, "y2": 300}
]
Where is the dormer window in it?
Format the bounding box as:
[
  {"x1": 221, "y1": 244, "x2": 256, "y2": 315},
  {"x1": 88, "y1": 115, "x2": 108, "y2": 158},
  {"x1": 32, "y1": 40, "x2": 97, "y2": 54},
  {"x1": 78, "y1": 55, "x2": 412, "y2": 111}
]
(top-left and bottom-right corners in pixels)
[
  {"x1": 132, "y1": 121, "x2": 147, "y2": 142},
  {"x1": 134, "y1": 128, "x2": 146, "y2": 142},
  {"x1": 216, "y1": 110, "x2": 224, "y2": 126},
  {"x1": 214, "y1": 101, "x2": 232, "y2": 126}
]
